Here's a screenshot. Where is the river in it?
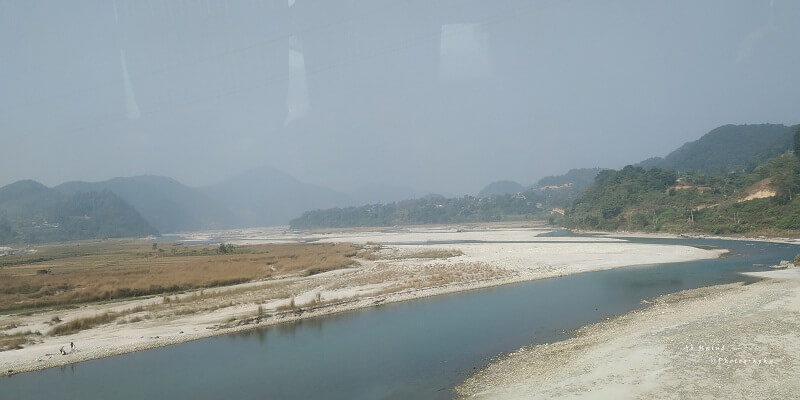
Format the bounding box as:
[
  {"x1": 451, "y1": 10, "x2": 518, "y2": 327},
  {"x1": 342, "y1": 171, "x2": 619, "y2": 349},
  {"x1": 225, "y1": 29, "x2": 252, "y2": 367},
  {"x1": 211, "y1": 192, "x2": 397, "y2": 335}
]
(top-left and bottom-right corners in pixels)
[{"x1": 2, "y1": 237, "x2": 797, "y2": 399}]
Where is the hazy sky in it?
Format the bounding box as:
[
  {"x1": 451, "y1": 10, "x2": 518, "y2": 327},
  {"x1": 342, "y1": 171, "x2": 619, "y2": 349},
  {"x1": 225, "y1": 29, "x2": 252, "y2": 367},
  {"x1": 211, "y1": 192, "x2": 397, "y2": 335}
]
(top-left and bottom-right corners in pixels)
[{"x1": 2, "y1": 0, "x2": 799, "y2": 195}]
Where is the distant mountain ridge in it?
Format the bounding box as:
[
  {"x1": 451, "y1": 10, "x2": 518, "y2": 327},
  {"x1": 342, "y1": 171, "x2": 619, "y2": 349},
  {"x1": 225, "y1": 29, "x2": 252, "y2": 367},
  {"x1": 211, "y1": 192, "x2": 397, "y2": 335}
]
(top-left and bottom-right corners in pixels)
[
  {"x1": 0, "y1": 180, "x2": 156, "y2": 244},
  {"x1": 564, "y1": 124, "x2": 800, "y2": 235},
  {"x1": 53, "y1": 167, "x2": 354, "y2": 233},
  {"x1": 200, "y1": 166, "x2": 353, "y2": 228},
  {"x1": 50, "y1": 165, "x2": 381, "y2": 234},
  {"x1": 56, "y1": 176, "x2": 234, "y2": 233},
  {"x1": 5, "y1": 123, "x2": 798, "y2": 241},
  {"x1": 289, "y1": 169, "x2": 608, "y2": 230},
  {"x1": 2, "y1": 164, "x2": 423, "y2": 240},
  {"x1": 287, "y1": 123, "x2": 800, "y2": 230},
  {"x1": 638, "y1": 124, "x2": 795, "y2": 173}
]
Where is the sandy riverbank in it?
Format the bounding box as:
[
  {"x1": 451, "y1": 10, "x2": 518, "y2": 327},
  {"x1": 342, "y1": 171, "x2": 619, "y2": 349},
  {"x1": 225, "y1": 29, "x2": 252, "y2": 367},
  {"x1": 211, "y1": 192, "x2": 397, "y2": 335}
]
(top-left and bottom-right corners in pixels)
[
  {"x1": 580, "y1": 229, "x2": 800, "y2": 245},
  {"x1": 1, "y1": 226, "x2": 724, "y2": 377},
  {"x1": 456, "y1": 267, "x2": 800, "y2": 399}
]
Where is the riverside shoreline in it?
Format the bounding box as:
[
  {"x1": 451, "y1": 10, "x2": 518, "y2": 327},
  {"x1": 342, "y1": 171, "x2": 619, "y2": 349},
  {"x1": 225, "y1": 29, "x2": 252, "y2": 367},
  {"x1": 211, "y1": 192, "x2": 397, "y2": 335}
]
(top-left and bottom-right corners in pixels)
[
  {"x1": 456, "y1": 265, "x2": 800, "y2": 399},
  {"x1": 1, "y1": 226, "x2": 724, "y2": 377}
]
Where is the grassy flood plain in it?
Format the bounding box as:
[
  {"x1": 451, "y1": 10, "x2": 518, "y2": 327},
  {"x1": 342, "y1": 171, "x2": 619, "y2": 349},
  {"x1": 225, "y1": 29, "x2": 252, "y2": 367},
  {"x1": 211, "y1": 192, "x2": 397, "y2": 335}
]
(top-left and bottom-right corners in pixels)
[
  {"x1": 0, "y1": 240, "x2": 359, "y2": 312},
  {"x1": 0, "y1": 238, "x2": 474, "y2": 354},
  {"x1": 0, "y1": 240, "x2": 361, "y2": 349}
]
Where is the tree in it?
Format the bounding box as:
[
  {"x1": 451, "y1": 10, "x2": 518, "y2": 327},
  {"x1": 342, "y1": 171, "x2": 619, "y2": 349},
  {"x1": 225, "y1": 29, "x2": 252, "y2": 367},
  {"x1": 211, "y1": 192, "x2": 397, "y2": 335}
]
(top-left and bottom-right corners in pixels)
[
  {"x1": 794, "y1": 126, "x2": 800, "y2": 158},
  {"x1": 217, "y1": 243, "x2": 235, "y2": 254}
]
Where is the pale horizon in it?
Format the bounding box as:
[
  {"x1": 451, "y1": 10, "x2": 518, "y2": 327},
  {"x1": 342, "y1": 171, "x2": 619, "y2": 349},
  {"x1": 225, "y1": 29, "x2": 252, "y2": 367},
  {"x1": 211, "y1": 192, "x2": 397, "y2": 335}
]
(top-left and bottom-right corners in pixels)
[{"x1": 2, "y1": 0, "x2": 799, "y2": 195}]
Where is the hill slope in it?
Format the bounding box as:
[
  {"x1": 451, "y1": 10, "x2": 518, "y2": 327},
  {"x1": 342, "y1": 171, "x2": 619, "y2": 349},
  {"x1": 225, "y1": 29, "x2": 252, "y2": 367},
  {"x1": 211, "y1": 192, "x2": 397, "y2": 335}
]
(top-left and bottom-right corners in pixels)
[
  {"x1": 289, "y1": 169, "x2": 608, "y2": 229},
  {"x1": 0, "y1": 180, "x2": 156, "y2": 244},
  {"x1": 639, "y1": 124, "x2": 795, "y2": 173},
  {"x1": 535, "y1": 168, "x2": 602, "y2": 190},
  {"x1": 56, "y1": 176, "x2": 233, "y2": 233},
  {"x1": 566, "y1": 152, "x2": 800, "y2": 235},
  {"x1": 56, "y1": 167, "x2": 355, "y2": 231},
  {"x1": 478, "y1": 181, "x2": 524, "y2": 198}
]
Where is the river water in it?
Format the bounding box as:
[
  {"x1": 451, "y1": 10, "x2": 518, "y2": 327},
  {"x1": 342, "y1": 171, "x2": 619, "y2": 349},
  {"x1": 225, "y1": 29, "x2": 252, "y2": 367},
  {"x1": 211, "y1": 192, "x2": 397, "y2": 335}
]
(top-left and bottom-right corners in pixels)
[{"x1": 2, "y1": 237, "x2": 797, "y2": 399}]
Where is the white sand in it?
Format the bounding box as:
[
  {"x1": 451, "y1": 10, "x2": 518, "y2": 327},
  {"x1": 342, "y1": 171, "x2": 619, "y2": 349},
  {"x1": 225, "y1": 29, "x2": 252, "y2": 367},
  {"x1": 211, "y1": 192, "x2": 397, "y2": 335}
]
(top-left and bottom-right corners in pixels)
[
  {"x1": 1, "y1": 226, "x2": 723, "y2": 376},
  {"x1": 457, "y1": 268, "x2": 800, "y2": 399}
]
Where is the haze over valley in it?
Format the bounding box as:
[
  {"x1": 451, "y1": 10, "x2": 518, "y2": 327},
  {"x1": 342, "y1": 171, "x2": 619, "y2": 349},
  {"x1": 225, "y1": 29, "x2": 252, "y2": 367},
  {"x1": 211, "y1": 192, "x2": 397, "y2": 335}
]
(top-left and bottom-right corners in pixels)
[
  {"x1": 2, "y1": 2, "x2": 800, "y2": 399},
  {"x1": 3, "y1": 1, "x2": 800, "y2": 196}
]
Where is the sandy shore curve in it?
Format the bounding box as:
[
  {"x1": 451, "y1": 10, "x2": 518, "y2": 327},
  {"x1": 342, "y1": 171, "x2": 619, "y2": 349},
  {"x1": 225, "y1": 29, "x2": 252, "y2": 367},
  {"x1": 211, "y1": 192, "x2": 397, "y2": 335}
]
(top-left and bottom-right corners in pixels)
[{"x1": 457, "y1": 267, "x2": 800, "y2": 399}]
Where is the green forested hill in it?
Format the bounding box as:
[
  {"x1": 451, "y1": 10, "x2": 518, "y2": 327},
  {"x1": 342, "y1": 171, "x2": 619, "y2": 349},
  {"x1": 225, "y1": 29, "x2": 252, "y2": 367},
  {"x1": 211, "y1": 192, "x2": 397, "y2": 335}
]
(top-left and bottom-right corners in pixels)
[
  {"x1": 566, "y1": 152, "x2": 800, "y2": 235},
  {"x1": 0, "y1": 180, "x2": 157, "y2": 244},
  {"x1": 289, "y1": 168, "x2": 604, "y2": 229},
  {"x1": 536, "y1": 168, "x2": 602, "y2": 189},
  {"x1": 290, "y1": 194, "x2": 542, "y2": 229},
  {"x1": 533, "y1": 168, "x2": 603, "y2": 209},
  {"x1": 289, "y1": 170, "x2": 605, "y2": 229},
  {"x1": 639, "y1": 124, "x2": 795, "y2": 173}
]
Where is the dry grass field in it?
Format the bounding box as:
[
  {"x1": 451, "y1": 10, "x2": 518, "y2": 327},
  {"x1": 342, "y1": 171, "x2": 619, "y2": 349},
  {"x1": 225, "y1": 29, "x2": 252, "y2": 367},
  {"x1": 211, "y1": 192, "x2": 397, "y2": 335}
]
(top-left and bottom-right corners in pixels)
[
  {"x1": 0, "y1": 240, "x2": 358, "y2": 313},
  {"x1": 0, "y1": 239, "x2": 487, "y2": 353}
]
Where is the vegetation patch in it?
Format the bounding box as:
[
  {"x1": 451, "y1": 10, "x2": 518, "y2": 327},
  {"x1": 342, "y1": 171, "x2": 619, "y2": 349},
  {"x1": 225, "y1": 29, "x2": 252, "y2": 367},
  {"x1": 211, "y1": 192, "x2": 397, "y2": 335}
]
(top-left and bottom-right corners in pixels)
[
  {"x1": 0, "y1": 181, "x2": 157, "y2": 245},
  {"x1": 563, "y1": 153, "x2": 800, "y2": 236},
  {"x1": 289, "y1": 169, "x2": 602, "y2": 229},
  {"x1": 0, "y1": 331, "x2": 39, "y2": 351},
  {"x1": 0, "y1": 241, "x2": 359, "y2": 313},
  {"x1": 394, "y1": 249, "x2": 464, "y2": 259},
  {"x1": 275, "y1": 297, "x2": 297, "y2": 312},
  {"x1": 49, "y1": 312, "x2": 117, "y2": 336}
]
